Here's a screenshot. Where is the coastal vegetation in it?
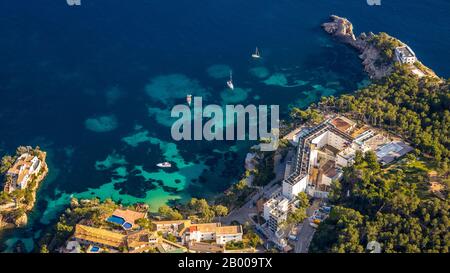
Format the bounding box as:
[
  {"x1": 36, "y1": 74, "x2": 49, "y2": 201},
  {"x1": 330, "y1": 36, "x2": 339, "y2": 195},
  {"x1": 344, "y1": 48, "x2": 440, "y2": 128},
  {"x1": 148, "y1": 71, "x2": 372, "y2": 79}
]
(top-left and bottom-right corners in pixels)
[
  {"x1": 38, "y1": 198, "x2": 120, "y2": 252},
  {"x1": 290, "y1": 108, "x2": 324, "y2": 125},
  {"x1": 367, "y1": 32, "x2": 402, "y2": 65},
  {"x1": 225, "y1": 223, "x2": 263, "y2": 250},
  {"x1": 285, "y1": 192, "x2": 310, "y2": 226},
  {"x1": 216, "y1": 178, "x2": 254, "y2": 210},
  {"x1": 252, "y1": 151, "x2": 276, "y2": 187},
  {"x1": 158, "y1": 198, "x2": 229, "y2": 223}
]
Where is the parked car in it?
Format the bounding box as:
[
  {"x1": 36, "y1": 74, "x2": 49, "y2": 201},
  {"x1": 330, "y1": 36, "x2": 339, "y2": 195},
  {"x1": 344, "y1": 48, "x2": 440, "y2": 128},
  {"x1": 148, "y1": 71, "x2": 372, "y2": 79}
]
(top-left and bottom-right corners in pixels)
[{"x1": 321, "y1": 206, "x2": 331, "y2": 214}]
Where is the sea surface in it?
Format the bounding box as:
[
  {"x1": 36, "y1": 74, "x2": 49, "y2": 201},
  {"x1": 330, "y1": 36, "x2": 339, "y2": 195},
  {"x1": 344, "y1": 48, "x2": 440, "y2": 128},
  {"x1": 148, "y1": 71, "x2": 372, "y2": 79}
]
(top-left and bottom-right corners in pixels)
[{"x1": 0, "y1": 0, "x2": 449, "y2": 251}]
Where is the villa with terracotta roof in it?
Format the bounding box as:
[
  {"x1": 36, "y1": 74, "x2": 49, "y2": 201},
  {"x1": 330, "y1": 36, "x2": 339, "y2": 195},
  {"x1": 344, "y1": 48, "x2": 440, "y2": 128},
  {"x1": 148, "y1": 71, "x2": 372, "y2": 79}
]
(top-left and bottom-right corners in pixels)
[
  {"x1": 74, "y1": 224, "x2": 125, "y2": 250},
  {"x1": 107, "y1": 208, "x2": 147, "y2": 229},
  {"x1": 126, "y1": 230, "x2": 159, "y2": 253}
]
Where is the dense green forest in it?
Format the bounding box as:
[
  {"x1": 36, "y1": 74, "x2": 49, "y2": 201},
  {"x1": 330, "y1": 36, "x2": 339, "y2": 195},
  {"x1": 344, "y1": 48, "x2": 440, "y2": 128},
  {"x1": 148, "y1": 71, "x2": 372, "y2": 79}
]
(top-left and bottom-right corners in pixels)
[
  {"x1": 310, "y1": 151, "x2": 448, "y2": 253},
  {"x1": 309, "y1": 66, "x2": 449, "y2": 253}
]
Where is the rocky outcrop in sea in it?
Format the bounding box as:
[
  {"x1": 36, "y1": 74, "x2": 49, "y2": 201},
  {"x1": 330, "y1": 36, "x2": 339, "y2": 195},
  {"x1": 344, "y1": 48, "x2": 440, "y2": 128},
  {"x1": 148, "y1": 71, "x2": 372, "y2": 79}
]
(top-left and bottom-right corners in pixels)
[{"x1": 322, "y1": 15, "x2": 394, "y2": 79}]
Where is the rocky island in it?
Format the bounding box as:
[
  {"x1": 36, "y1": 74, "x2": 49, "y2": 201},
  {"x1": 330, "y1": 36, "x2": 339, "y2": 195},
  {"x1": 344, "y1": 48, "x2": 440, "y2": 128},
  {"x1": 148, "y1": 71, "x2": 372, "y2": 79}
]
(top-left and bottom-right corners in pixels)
[
  {"x1": 0, "y1": 146, "x2": 48, "y2": 229},
  {"x1": 322, "y1": 15, "x2": 438, "y2": 79}
]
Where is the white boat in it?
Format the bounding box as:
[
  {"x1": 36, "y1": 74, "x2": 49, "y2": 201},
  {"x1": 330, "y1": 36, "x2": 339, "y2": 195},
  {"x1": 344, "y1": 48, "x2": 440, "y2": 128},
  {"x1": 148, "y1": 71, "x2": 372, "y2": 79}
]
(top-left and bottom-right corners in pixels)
[
  {"x1": 186, "y1": 94, "x2": 192, "y2": 106},
  {"x1": 252, "y1": 47, "x2": 261, "y2": 59},
  {"x1": 156, "y1": 162, "x2": 172, "y2": 168},
  {"x1": 227, "y1": 71, "x2": 234, "y2": 90}
]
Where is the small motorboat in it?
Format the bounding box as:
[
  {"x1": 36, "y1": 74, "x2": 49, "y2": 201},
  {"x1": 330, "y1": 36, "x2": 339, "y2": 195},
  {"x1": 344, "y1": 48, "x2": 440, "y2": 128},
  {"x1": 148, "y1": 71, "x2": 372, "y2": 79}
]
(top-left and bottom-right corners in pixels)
[
  {"x1": 156, "y1": 162, "x2": 172, "y2": 168},
  {"x1": 227, "y1": 70, "x2": 234, "y2": 90},
  {"x1": 252, "y1": 47, "x2": 261, "y2": 59},
  {"x1": 186, "y1": 94, "x2": 192, "y2": 106}
]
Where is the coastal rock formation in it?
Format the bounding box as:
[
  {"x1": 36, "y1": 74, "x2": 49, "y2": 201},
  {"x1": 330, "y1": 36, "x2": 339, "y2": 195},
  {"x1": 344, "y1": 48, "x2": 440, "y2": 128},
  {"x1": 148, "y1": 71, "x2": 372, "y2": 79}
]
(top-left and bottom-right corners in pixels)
[
  {"x1": 14, "y1": 213, "x2": 27, "y2": 227},
  {"x1": 322, "y1": 15, "x2": 357, "y2": 46},
  {"x1": 322, "y1": 15, "x2": 393, "y2": 79}
]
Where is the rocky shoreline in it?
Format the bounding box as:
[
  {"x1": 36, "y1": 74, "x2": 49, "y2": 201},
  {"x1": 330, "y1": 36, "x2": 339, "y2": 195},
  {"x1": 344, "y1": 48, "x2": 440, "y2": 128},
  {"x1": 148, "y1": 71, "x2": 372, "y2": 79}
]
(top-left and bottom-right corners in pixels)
[
  {"x1": 322, "y1": 15, "x2": 394, "y2": 79},
  {"x1": 322, "y1": 15, "x2": 438, "y2": 80}
]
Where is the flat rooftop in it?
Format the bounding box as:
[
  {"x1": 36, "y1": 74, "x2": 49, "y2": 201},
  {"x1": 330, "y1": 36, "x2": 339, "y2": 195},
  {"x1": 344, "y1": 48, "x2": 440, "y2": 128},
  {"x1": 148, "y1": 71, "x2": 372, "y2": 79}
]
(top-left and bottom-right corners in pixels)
[
  {"x1": 216, "y1": 225, "x2": 242, "y2": 235},
  {"x1": 322, "y1": 144, "x2": 341, "y2": 155},
  {"x1": 153, "y1": 220, "x2": 191, "y2": 225},
  {"x1": 189, "y1": 242, "x2": 225, "y2": 253},
  {"x1": 284, "y1": 120, "x2": 353, "y2": 186},
  {"x1": 396, "y1": 46, "x2": 415, "y2": 58},
  {"x1": 189, "y1": 223, "x2": 221, "y2": 233},
  {"x1": 330, "y1": 116, "x2": 356, "y2": 133},
  {"x1": 376, "y1": 141, "x2": 413, "y2": 164}
]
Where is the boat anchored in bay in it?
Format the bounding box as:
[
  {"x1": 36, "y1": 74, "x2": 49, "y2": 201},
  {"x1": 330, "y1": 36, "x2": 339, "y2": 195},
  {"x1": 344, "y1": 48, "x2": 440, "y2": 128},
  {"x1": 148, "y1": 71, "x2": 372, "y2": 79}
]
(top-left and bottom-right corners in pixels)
[
  {"x1": 252, "y1": 47, "x2": 261, "y2": 59},
  {"x1": 227, "y1": 71, "x2": 234, "y2": 90},
  {"x1": 156, "y1": 162, "x2": 172, "y2": 168},
  {"x1": 186, "y1": 94, "x2": 192, "y2": 106}
]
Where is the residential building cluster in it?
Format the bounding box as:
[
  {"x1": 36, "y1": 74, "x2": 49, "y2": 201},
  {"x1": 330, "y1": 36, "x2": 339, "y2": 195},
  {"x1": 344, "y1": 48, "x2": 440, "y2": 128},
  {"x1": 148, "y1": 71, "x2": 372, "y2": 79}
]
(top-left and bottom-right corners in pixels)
[
  {"x1": 263, "y1": 116, "x2": 413, "y2": 245},
  {"x1": 64, "y1": 208, "x2": 243, "y2": 253}
]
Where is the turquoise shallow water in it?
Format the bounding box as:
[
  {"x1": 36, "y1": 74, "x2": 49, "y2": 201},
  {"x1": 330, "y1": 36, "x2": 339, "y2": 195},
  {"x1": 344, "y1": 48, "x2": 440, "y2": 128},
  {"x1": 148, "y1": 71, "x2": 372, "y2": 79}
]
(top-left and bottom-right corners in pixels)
[{"x1": 0, "y1": 0, "x2": 449, "y2": 250}]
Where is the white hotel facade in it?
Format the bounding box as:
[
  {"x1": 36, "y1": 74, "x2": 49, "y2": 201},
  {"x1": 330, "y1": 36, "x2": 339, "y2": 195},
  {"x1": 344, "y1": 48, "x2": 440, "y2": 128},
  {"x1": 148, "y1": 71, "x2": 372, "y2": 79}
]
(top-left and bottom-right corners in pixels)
[{"x1": 263, "y1": 118, "x2": 355, "y2": 234}]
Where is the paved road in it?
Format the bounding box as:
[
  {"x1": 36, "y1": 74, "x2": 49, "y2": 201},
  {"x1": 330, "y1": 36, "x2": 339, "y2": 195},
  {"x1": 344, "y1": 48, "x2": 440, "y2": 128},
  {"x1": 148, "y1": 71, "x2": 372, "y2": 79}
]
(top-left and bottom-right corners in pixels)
[
  {"x1": 294, "y1": 200, "x2": 320, "y2": 253},
  {"x1": 294, "y1": 220, "x2": 315, "y2": 253}
]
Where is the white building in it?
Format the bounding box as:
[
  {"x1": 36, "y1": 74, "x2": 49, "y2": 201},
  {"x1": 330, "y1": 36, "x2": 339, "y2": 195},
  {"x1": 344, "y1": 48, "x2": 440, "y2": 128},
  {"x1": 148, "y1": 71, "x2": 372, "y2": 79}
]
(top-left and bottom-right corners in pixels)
[
  {"x1": 395, "y1": 45, "x2": 416, "y2": 64},
  {"x1": 282, "y1": 176, "x2": 307, "y2": 200},
  {"x1": 263, "y1": 195, "x2": 289, "y2": 233},
  {"x1": 185, "y1": 223, "x2": 243, "y2": 245},
  {"x1": 6, "y1": 153, "x2": 41, "y2": 192},
  {"x1": 216, "y1": 226, "x2": 243, "y2": 245},
  {"x1": 187, "y1": 223, "x2": 219, "y2": 242}
]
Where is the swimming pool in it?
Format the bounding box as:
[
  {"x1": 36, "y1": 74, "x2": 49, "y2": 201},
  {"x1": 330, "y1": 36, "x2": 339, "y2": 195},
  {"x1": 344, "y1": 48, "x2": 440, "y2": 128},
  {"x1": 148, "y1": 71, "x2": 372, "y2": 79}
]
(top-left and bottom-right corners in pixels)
[
  {"x1": 90, "y1": 246, "x2": 100, "y2": 252},
  {"x1": 107, "y1": 215, "x2": 133, "y2": 230},
  {"x1": 122, "y1": 222, "x2": 133, "y2": 229},
  {"x1": 107, "y1": 215, "x2": 125, "y2": 225}
]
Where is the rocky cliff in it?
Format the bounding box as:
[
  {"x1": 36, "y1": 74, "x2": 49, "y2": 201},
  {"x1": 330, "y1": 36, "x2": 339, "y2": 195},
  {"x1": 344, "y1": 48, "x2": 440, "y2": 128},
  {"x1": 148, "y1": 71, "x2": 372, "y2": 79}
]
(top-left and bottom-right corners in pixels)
[{"x1": 322, "y1": 15, "x2": 394, "y2": 79}]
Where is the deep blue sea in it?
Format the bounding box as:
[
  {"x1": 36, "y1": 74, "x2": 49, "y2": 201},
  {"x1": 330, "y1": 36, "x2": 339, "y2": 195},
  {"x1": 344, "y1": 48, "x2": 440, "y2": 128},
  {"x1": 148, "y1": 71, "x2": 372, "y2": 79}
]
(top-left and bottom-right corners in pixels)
[{"x1": 0, "y1": 0, "x2": 449, "y2": 251}]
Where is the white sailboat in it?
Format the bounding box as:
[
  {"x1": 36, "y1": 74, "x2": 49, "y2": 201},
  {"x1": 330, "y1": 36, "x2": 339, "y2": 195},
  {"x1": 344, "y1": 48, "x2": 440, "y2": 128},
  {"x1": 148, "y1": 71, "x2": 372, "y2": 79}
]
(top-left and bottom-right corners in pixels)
[
  {"x1": 186, "y1": 94, "x2": 192, "y2": 106},
  {"x1": 252, "y1": 47, "x2": 261, "y2": 59},
  {"x1": 227, "y1": 71, "x2": 234, "y2": 90}
]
